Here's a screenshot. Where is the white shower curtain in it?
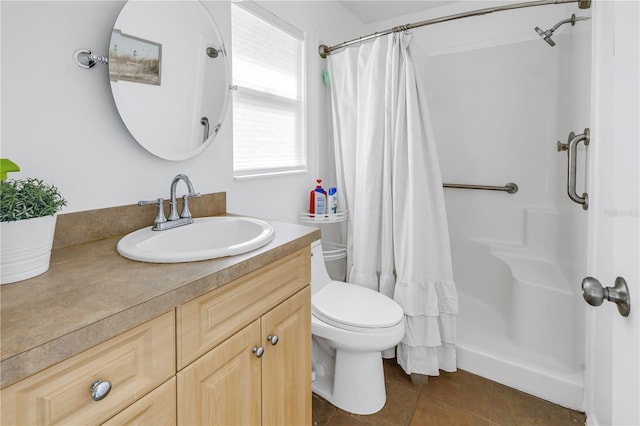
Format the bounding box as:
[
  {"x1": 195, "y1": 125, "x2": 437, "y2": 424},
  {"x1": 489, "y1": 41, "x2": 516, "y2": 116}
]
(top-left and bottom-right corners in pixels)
[{"x1": 328, "y1": 32, "x2": 459, "y2": 376}]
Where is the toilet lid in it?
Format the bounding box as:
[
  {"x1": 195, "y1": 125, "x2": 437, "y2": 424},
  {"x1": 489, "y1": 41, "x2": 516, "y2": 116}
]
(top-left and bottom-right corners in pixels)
[{"x1": 312, "y1": 281, "x2": 404, "y2": 330}]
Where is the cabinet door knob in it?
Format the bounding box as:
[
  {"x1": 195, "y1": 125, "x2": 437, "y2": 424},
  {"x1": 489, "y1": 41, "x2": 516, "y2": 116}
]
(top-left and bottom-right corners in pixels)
[
  {"x1": 90, "y1": 379, "x2": 112, "y2": 401},
  {"x1": 267, "y1": 335, "x2": 279, "y2": 345},
  {"x1": 252, "y1": 346, "x2": 264, "y2": 358}
]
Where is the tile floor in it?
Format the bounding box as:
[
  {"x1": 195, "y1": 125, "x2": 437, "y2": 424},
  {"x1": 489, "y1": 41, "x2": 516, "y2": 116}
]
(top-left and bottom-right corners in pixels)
[{"x1": 312, "y1": 358, "x2": 587, "y2": 425}]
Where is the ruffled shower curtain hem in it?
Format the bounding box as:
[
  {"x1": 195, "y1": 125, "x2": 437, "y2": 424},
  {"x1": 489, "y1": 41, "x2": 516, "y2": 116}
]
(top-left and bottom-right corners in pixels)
[
  {"x1": 397, "y1": 311, "x2": 457, "y2": 374},
  {"x1": 397, "y1": 342, "x2": 458, "y2": 376}
]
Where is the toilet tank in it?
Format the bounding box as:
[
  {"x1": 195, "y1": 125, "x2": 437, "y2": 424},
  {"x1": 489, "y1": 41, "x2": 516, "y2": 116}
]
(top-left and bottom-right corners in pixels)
[{"x1": 311, "y1": 240, "x2": 331, "y2": 294}]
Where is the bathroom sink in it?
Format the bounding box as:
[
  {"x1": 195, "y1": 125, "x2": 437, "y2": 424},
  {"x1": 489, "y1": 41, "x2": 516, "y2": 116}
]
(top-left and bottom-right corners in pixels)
[{"x1": 117, "y1": 216, "x2": 275, "y2": 263}]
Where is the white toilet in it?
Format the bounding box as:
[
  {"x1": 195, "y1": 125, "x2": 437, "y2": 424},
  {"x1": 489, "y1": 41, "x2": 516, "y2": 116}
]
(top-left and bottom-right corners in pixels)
[{"x1": 310, "y1": 240, "x2": 405, "y2": 415}]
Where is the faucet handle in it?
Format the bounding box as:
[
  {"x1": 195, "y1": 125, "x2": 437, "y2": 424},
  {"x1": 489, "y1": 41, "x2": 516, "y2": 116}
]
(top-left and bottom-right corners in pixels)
[
  {"x1": 180, "y1": 194, "x2": 198, "y2": 219},
  {"x1": 138, "y1": 198, "x2": 167, "y2": 227}
]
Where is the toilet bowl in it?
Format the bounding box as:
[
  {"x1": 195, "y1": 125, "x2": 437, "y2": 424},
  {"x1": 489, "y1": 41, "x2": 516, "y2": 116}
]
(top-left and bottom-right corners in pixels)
[{"x1": 310, "y1": 240, "x2": 405, "y2": 415}]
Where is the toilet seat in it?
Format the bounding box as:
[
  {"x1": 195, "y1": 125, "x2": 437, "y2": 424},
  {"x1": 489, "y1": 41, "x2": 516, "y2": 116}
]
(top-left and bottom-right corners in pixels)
[{"x1": 312, "y1": 281, "x2": 404, "y2": 333}]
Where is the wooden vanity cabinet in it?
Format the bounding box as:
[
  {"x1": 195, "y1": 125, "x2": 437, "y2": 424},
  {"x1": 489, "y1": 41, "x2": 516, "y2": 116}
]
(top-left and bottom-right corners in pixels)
[
  {"x1": 177, "y1": 247, "x2": 312, "y2": 426},
  {"x1": 0, "y1": 246, "x2": 312, "y2": 426}
]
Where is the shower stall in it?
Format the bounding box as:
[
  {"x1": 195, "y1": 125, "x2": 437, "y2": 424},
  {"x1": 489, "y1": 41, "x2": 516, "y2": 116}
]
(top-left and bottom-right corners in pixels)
[
  {"x1": 321, "y1": 0, "x2": 593, "y2": 410},
  {"x1": 416, "y1": 5, "x2": 591, "y2": 410}
]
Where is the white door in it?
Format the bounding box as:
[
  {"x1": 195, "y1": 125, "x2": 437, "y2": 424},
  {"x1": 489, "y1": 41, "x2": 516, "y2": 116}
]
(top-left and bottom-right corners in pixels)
[{"x1": 585, "y1": 1, "x2": 639, "y2": 425}]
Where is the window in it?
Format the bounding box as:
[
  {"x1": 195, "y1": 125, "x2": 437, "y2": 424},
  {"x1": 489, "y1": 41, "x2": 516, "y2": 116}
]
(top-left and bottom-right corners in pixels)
[{"x1": 231, "y1": 4, "x2": 306, "y2": 178}]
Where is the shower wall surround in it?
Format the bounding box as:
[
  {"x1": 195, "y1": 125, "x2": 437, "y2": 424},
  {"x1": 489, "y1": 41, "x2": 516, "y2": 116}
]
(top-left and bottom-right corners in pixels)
[
  {"x1": 0, "y1": 1, "x2": 362, "y2": 223},
  {"x1": 402, "y1": 1, "x2": 590, "y2": 410}
]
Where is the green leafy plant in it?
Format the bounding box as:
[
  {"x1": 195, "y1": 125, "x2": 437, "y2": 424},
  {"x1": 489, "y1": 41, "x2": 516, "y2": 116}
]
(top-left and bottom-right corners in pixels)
[{"x1": 0, "y1": 178, "x2": 66, "y2": 222}]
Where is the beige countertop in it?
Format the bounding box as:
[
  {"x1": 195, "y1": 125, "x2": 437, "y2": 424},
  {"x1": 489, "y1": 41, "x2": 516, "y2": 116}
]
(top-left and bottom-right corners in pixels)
[{"x1": 0, "y1": 194, "x2": 321, "y2": 389}]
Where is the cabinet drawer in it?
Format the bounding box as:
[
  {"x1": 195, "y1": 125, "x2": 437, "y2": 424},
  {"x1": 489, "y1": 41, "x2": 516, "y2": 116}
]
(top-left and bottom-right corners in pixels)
[
  {"x1": 177, "y1": 247, "x2": 310, "y2": 369},
  {"x1": 102, "y1": 377, "x2": 176, "y2": 426},
  {"x1": 1, "y1": 311, "x2": 175, "y2": 426}
]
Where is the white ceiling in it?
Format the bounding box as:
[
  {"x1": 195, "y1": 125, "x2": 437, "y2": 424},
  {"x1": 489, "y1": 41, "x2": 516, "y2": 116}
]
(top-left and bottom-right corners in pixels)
[{"x1": 339, "y1": 1, "x2": 456, "y2": 24}]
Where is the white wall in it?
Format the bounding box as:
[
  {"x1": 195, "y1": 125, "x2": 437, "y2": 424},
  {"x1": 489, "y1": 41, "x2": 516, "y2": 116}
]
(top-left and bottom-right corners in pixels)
[{"x1": 0, "y1": 0, "x2": 364, "y2": 224}]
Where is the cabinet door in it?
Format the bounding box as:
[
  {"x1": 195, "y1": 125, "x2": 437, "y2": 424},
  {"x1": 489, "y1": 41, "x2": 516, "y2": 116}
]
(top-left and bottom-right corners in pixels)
[
  {"x1": 102, "y1": 378, "x2": 176, "y2": 426},
  {"x1": 261, "y1": 286, "x2": 311, "y2": 426},
  {"x1": 177, "y1": 319, "x2": 262, "y2": 426}
]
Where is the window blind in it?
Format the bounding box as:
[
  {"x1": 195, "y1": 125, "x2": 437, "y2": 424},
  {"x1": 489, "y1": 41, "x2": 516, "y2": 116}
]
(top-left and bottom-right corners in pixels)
[{"x1": 231, "y1": 4, "x2": 306, "y2": 176}]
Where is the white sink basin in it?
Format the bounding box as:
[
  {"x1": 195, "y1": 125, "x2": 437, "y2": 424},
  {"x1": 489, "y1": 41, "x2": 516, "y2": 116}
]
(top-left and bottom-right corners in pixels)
[{"x1": 117, "y1": 216, "x2": 275, "y2": 263}]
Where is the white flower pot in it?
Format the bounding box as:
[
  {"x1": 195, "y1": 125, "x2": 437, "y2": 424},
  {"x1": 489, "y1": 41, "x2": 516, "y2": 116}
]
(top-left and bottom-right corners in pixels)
[{"x1": 1, "y1": 215, "x2": 57, "y2": 285}]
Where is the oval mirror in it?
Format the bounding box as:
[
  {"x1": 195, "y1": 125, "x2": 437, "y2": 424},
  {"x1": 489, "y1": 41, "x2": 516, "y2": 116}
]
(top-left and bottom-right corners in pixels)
[{"x1": 109, "y1": 0, "x2": 229, "y2": 160}]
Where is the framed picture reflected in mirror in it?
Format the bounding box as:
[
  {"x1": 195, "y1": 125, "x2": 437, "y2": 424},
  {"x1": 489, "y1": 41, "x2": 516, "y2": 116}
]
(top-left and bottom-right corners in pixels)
[{"x1": 109, "y1": 30, "x2": 161, "y2": 85}]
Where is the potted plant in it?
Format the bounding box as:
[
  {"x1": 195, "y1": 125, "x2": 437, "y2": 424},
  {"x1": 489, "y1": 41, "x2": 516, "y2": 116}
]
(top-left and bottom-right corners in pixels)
[{"x1": 1, "y1": 159, "x2": 66, "y2": 284}]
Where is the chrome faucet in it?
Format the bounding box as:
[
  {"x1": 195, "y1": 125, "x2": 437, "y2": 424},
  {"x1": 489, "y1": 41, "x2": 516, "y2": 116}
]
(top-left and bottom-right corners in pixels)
[{"x1": 138, "y1": 174, "x2": 201, "y2": 231}]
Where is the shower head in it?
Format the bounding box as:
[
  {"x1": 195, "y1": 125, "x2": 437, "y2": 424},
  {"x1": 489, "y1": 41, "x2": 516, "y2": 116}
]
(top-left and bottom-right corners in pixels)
[
  {"x1": 535, "y1": 26, "x2": 556, "y2": 46},
  {"x1": 534, "y1": 14, "x2": 591, "y2": 47}
]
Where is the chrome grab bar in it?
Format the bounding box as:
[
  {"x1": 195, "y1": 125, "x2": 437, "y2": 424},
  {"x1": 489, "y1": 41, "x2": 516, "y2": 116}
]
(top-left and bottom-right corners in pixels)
[
  {"x1": 443, "y1": 182, "x2": 518, "y2": 194},
  {"x1": 201, "y1": 117, "x2": 210, "y2": 144},
  {"x1": 557, "y1": 128, "x2": 590, "y2": 210}
]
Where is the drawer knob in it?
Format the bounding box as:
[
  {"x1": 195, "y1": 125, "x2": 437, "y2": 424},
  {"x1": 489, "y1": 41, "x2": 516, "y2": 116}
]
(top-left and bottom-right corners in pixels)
[
  {"x1": 252, "y1": 346, "x2": 264, "y2": 358},
  {"x1": 90, "y1": 379, "x2": 112, "y2": 401},
  {"x1": 267, "y1": 335, "x2": 279, "y2": 345}
]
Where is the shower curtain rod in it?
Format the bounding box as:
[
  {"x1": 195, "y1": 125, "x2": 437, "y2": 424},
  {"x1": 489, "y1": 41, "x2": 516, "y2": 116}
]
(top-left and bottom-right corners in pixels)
[{"x1": 318, "y1": 0, "x2": 591, "y2": 57}]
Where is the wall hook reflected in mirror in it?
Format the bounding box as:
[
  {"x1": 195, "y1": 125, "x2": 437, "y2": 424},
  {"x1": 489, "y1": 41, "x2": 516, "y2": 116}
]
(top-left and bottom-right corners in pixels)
[
  {"x1": 206, "y1": 47, "x2": 222, "y2": 58},
  {"x1": 73, "y1": 49, "x2": 109, "y2": 69}
]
